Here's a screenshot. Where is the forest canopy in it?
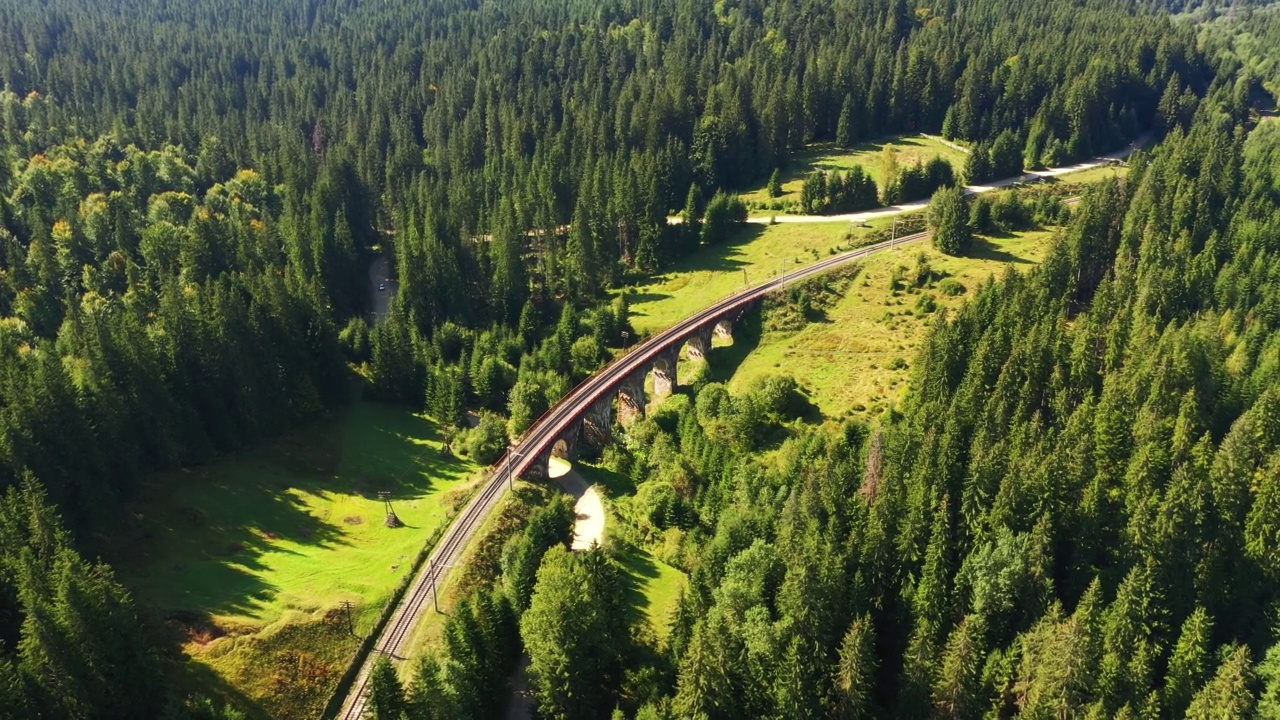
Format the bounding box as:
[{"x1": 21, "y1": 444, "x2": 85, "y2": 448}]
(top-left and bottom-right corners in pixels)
[{"x1": 0, "y1": 0, "x2": 1273, "y2": 716}]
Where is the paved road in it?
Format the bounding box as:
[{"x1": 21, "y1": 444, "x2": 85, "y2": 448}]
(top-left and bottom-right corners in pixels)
[
  {"x1": 747, "y1": 135, "x2": 1147, "y2": 225},
  {"x1": 366, "y1": 251, "x2": 395, "y2": 325},
  {"x1": 334, "y1": 135, "x2": 1148, "y2": 719}
]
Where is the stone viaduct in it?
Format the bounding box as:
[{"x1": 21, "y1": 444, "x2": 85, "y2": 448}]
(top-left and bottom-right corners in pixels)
[{"x1": 521, "y1": 314, "x2": 741, "y2": 480}]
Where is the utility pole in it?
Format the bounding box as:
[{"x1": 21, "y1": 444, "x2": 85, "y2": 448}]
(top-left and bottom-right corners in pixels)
[
  {"x1": 428, "y1": 560, "x2": 441, "y2": 613},
  {"x1": 506, "y1": 446, "x2": 524, "y2": 491},
  {"x1": 340, "y1": 600, "x2": 355, "y2": 637},
  {"x1": 378, "y1": 491, "x2": 401, "y2": 528},
  {"x1": 621, "y1": 330, "x2": 629, "y2": 351}
]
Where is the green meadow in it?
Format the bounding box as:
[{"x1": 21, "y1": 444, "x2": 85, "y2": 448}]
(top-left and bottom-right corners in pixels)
[
  {"x1": 93, "y1": 402, "x2": 479, "y2": 719},
  {"x1": 740, "y1": 134, "x2": 971, "y2": 212}
]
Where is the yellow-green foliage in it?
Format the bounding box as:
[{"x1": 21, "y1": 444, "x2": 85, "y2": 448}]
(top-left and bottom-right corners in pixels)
[{"x1": 726, "y1": 230, "x2": 1055, "y2": 420}]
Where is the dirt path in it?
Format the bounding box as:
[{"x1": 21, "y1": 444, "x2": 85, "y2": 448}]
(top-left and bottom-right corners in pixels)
[{"x1": 547, "y1": 457, "x2": 605, "y2": 550}]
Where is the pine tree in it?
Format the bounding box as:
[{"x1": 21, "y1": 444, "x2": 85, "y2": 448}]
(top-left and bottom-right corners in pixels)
[
  {"x1": 932, "y1": 615, "x2": 986, "y2": 719},
  {"x1": 1163, "y1": 608, "x2": 1213, "y2": 718},
  {"x1": 1185, "y1": 645, "x2": 1256, "y2": 719},
  {"x1": 767, "y1": 169, "x2": 783, "y2": 199},
  {"x1": 367, "y1": 655, "x2": 407, "y2": 720},
  {"x1": 833, "y1": 614, "x2": 877, "y2": 719},
  {"x1": 928, "y1": 186, "x2": 971, "y2": 256},
  {"x1": 836, "y1": 93, "x2": 856, "y2": 148}
]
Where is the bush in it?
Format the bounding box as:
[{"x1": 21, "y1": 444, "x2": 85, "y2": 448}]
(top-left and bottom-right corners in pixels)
[
  {"x1": 702, "y1": 191, "x2": 748, "y2": 244},
  {"x1": 938, "y1": 278, "x2": 967, "y2": 296},
  {"x1": 466, "y1": 412, "x2": 509, "y2": 465},
  {"x1": 747, "y1": 374, "x2": 802, "y2": 421},
  {"x1": 570, "y1": 334, "x2": 605, "y2": 379}
]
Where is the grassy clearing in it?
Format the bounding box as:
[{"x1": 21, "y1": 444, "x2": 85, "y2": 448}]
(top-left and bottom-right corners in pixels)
[
  {"x1": 740, "y1": 134, "x2": 970, "y2": 212},
  {"x1": 1049, "y1": 163, "x2": 1129, "y2": 186},
  {"x1": 625, "y1": 219, "x2": 882, "y2": 335},
  {"x1": 723, "y1": 229, "x2": 1055, "y2": 420},
  {"x1": 94, "y1": 403, "x2": 480, "y2": 719},
  {"x1": 615, "y1": 543, "x2": 688, "y2": 645}
]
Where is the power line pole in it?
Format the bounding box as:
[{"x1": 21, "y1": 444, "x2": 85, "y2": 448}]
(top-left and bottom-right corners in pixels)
[
  {"x1": 428, "y1": 560, "x2": 441, "y2": 613},
  {"x1": 340, "y1": 600, "x2": 355, "y2": 637},
  {"x1": 506, "y1": 446, "x2": 524, "y2": 491},
  {"x1": 378, "y1": 491, "x2": 401, "y2": 528}
]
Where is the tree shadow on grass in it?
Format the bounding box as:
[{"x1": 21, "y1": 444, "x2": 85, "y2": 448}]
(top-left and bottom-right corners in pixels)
[
  {"x1": 703, "y1": 305, "x2": 764, "y2": 385},
  {"x1": 165, "y1": 649, "x2": 274, "y2": 720},
  {"x1": 656, "y1": 223, "x2": 767, "y2": 277},
  {"x1": 90, "y1": 403, "x2": 472, "y2": 621},
  {"x1": 967, "y1": 236, "x2": 1034, "y2": 264},
  {"x1": 574, "y1": 462, "x2": 636, "y2": 499},
  {"x1": 623, "y1": 291, "x2": 673, "y2": 306},
  {"x1": 613, "y1": 542, "x2": 661, "y2": 628}
]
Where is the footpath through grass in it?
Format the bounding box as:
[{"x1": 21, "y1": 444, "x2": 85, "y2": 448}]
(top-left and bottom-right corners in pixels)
[
  {"x1": 93, "y1": 402, "x2": 479, "y2": 719},
  {"x1": 740, "y1": 134, "x2": 970, "y2": 213}
]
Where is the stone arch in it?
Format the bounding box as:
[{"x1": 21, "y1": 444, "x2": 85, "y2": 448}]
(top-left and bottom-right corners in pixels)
[
  {"x1": 650, "y1": 348, "x2": 679, "y2": 396},
  {"x1": 714, "y1": 317, "x2": 733, "y2": 340},
  {"x1": 617, "y1": 371, "x2": 647, "y2": 421},
  {"x1": 551, "y1": 421, "x2": 581, "y2": 462},
  {"x1": 582, "y1": 396, "x2": 613, "y2": 450},
  {"x1": 685, "y1": 325, "x2": 714, "y2": 361}
]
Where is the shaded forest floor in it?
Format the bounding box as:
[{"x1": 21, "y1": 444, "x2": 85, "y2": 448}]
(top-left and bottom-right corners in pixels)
[{"x1": 90, "y1": 403, "x2": 480, "y2": 719}]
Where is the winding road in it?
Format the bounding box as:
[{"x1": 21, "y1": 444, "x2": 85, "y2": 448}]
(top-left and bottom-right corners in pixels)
[{"x1": 333, "y1": 138, "x2": 1147, "y2": 720}]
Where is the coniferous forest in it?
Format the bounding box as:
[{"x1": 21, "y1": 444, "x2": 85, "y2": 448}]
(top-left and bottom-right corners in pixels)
[{"x1": 0, "y1": 0, "x2": 1277, "y2": 717}]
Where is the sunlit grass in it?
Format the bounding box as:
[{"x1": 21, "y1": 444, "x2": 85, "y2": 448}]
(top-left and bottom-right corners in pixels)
[
  {"x1": 625, "y1": 219, "x2": 889, "y2": 335},
  {"x1": 95, "y1": 403, "x2": 480, "y2": 719},
  {"x1": 740, "y1": 134, "x2": 971, "y2": 212},
  {"x1": 724, "y1": 229, "x2": 1056, "y2": 420}
]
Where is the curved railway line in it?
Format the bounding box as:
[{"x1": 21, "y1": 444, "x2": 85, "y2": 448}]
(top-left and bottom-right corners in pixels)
[
  {"x1": 335, "y1": 227, "x2": 936, "y2": 719},
  {"x1": 335, "y1": 135, "x2": 1144, "y2": 718}
]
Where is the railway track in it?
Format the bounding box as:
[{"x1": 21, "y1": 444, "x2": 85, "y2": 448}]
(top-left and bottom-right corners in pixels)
[
  {"x1": 337, "y1": 139, "x2": 1139, "y2": 718},
  {"x1": 334, "y1": 226, "x2": 933, "y2": 719}
]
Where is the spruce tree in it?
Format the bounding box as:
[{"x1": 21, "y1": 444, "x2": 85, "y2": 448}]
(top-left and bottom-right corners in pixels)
[
  {"x1": 928, "y1": 186, "x2": 971, "y2": 256},
  {"x1": 367, "y1": 655, "x2": 407, "y2": 720}
]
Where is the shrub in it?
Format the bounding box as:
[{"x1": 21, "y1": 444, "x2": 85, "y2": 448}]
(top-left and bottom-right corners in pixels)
[{"x1": 467, "y1": 412, "x2": 509, "y2": 465}]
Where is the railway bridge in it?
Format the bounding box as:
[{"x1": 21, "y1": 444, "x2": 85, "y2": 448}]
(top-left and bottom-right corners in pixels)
[
  {"x1": 524, "y1": 314, "x2": 739, "y2": 479},
  {"x1": 333, "y1": 228, "x2": 929, "y2": 720}
]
